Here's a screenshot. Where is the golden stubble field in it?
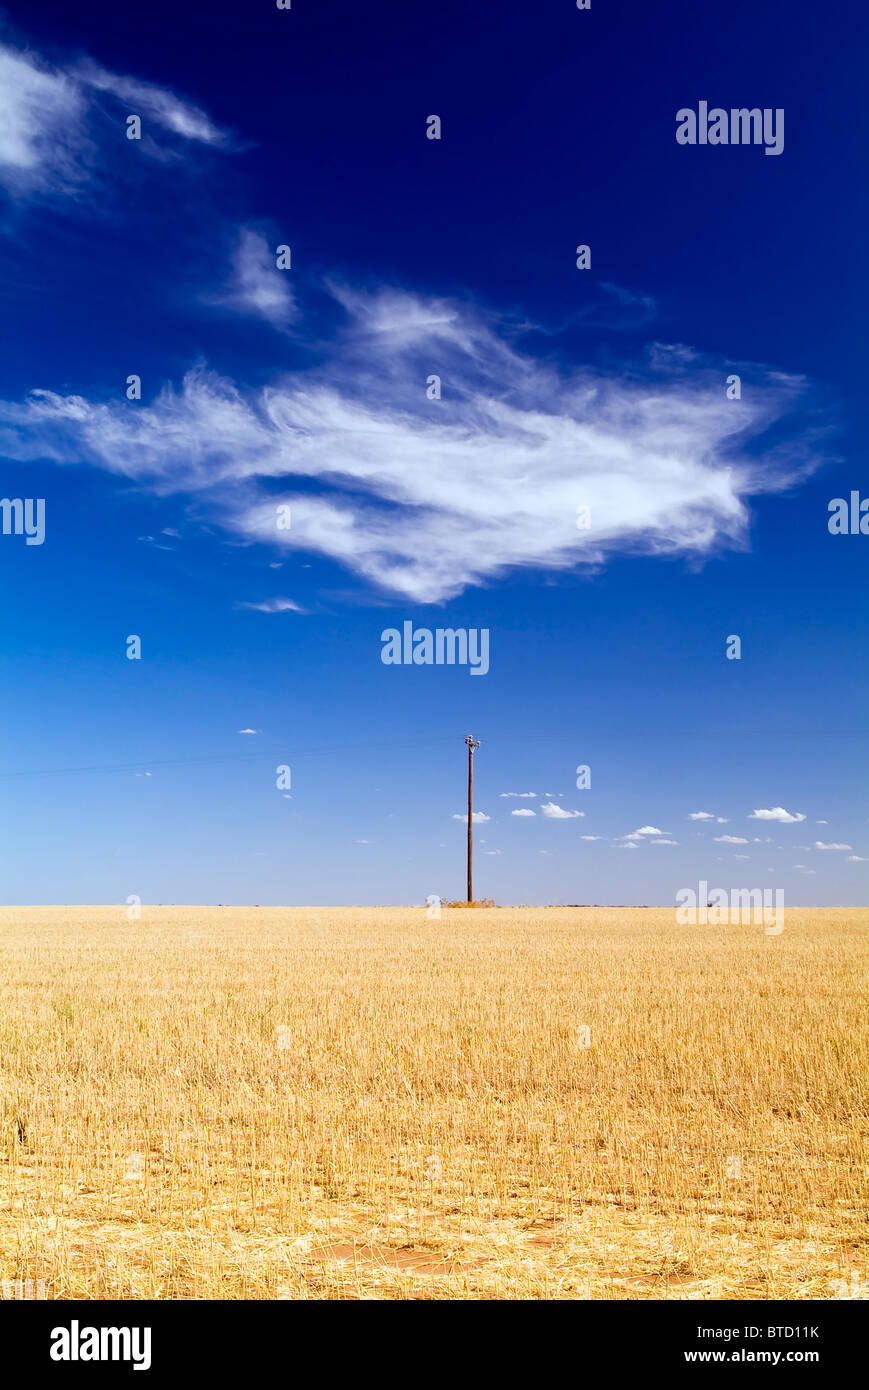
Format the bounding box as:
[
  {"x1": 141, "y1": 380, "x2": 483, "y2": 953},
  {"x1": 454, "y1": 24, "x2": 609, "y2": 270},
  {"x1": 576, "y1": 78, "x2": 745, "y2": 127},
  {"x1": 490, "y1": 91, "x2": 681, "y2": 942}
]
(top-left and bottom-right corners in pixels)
[{"x1": 0, "y1": 906, "x2": 866, "y2": 1300}]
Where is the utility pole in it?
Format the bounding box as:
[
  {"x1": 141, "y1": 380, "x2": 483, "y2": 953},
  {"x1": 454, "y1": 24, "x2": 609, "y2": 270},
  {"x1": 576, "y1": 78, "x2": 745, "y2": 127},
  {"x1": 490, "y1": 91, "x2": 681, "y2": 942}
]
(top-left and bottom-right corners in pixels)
[{"x1": 465, "y1": 734, "x2": 481, "y2": 903}]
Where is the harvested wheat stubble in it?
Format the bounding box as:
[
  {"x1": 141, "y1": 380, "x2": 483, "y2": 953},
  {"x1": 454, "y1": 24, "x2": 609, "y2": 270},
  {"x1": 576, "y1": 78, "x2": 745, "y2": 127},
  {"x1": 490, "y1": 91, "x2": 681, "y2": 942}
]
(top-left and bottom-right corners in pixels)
[
  {"x1": 310, "y1": 1243, "x2": 482, "y2": 1275},
  {"x1": 0, "y1": 906, "x2": 866, "y2": 1300}
]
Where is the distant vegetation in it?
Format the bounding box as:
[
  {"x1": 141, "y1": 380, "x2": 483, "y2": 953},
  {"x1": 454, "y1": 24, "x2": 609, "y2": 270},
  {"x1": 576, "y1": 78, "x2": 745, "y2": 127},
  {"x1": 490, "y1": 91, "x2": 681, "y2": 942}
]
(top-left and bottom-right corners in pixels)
[{"x1": 441, "y1": 899, "x2": 496, "y2": 909}]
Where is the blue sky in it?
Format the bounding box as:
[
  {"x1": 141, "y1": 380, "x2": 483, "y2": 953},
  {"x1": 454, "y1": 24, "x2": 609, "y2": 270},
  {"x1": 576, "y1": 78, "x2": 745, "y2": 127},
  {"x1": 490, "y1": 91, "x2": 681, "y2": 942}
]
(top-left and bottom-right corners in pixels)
[{"x1": 0, "y1": 0, "x2": 866, "y2": 906}]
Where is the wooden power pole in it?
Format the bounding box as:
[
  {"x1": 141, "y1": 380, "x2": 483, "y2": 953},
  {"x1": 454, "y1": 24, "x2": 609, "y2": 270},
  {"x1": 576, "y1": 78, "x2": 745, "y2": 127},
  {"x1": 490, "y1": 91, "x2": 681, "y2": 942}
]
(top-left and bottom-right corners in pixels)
[{"x1": 465, "y1": 734, "x2": 481, "y2": 902}]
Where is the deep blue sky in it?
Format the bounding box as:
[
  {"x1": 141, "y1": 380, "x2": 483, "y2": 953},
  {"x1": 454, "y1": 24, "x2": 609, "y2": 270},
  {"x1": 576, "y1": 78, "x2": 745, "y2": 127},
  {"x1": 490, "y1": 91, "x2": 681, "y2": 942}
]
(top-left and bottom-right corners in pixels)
[{"x1": 0, "y1": 0, "x2": 866, "y2": 905}]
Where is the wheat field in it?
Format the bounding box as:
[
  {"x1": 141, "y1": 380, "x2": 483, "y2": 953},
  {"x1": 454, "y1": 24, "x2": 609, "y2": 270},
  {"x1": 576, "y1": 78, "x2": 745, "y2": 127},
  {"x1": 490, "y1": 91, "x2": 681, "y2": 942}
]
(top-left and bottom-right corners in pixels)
[{"x1": 0, "y1": 906, "x2": 865, "y2": 1300}]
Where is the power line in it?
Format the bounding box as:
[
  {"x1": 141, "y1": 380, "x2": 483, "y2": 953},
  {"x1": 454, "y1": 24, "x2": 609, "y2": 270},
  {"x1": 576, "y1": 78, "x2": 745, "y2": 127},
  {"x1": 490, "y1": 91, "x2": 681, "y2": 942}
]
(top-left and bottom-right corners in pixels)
[
  {"x1": 0, "y1": 724, "x2": 865, "y2": 782},
  {"x1": 0, "y1": 734, "x2": 455, "y2": 781}
]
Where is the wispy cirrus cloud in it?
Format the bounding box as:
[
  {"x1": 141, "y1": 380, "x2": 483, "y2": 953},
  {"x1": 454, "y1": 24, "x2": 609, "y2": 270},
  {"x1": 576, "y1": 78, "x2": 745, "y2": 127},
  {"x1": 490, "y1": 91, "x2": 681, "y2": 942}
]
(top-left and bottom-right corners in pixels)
[
  {"x1": 0, "y1": 46, "x2": 86, "y2": 191},
  {"x1": 0, "y1": 279, "x2": 828, "y2": 603},
  {"x1": 0, "y1": 35, "x2": 831, "y2": 606},
  {"x1": 0, "y1": 38, "x2": 226, "y2": 197},
  {"x1": 235, "y1": 597, "x2": 304, "y2": 613},
  {"x1": 76, "y1": 60, "x2": 226, "y2": 146},
  {"x1": 212, "y1": 228, "x2": 298, "y2": 328}
]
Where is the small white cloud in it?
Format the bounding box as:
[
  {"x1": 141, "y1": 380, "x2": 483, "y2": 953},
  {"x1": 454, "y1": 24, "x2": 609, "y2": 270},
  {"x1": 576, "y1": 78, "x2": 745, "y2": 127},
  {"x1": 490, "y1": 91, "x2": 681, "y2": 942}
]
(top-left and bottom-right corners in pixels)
[
  {"x1": 237, "y1": 728, "x2": 260, "y2": 735},
  {"x1": 624, "y1": 825, "x2": 666, "y2": 839},
  {"x1": 453, "y1": 812, "x2": 490, "y2": 823},
  {"x1": 580, "y1": 834, "x2": 602, "y2": 841},
  {"x1": 79, "y1": 61, "x2": 226, "y2": 145},
  {"x1": 749, "y1": 807, "x2": 806, "y2": 823},
  {"x1": 511, "y1": 808, "x2": 536, "y2": 817},
  {"x1": 618, "y1": 842, "x2": 638, "y2": 850},
  {"x1": 688, "y1": 811, "x2": 715, "y2": 821},
  {"x1": 650, "y1": 838, "x2": 678, "y2": 846},
  {"x1": 236, "y1": 597, "x2": 304, "y2": 613},
  {"x1": 540, "y1": 802, "x2": 584, "y2": 819},
  {"x1": 714, "y1": 835, "x2": 749, "y2": 844},
  {"x1": 734, "y1": 854, "x2": 749, "y2": 860},
  {"x1": 219, "y1": 228, "x2": 298, "y2": 328},
  {"x1": 716, "y1": 817, "x2": 729, "y2": 824},
  {"x1": 499, "y1": 791, "x2": 537, "y2": 798},
  {"x1": 814, "y1": 841, "x2": 852, "y2": 851},
  {"x1": 485, "y1": 849, "x2": 502, "y2": 856},
  {"x1": 847, "y1": 855, "x2": 868, "y2": 862},
  {"x1": 816, "y1": 819, "x2": 828, "y2": 825}
]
